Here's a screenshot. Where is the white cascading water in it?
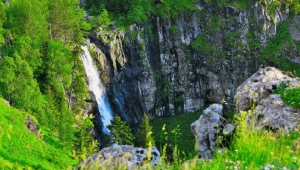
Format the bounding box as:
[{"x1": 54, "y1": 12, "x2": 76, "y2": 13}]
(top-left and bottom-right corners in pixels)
[{"x1": 80, "y1": 46, "x2": 113, "y2": 134}]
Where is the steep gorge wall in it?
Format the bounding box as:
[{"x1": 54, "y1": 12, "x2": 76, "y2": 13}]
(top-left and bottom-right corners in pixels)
[{"x1": 85, "y1": 1, "x2": 299, "y2": 129}]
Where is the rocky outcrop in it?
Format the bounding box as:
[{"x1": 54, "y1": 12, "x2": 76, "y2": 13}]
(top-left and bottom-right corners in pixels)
[
  {"x1": 252, "y1": 94, "x2": 300, "y2": 132},
  {"x1": 191, "y1": 104, "x2": 235, "y2": 159},
  {"x1": 77, "y1": 145, "x2": 160, "y2": 169},
  {"x1": 234, "y1": 67, "x2": 299, "y2": 111},
  {"x1": 24, "y1": 116, "x2": 38, "y2": 135},
  {"x1": 235, "y1": 67, "x2": 300, "y2": 132},
  {"x1": 191, "y1": 67, "x2": 300, "y2": 159}
]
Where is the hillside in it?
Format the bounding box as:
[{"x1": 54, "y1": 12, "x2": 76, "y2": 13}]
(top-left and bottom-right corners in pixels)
[{"x1": 0, "y1": 99, "x2": 77, "y2": 169}]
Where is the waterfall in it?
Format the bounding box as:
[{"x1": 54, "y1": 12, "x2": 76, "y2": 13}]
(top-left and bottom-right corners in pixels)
[{"x1": 80, "y1": 46, "x2": 113, "y2": 134}]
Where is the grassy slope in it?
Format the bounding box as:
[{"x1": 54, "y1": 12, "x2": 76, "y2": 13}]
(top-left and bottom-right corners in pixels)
[{"x1": 0, "y1": 99, "x2": 77, "y2": 169}]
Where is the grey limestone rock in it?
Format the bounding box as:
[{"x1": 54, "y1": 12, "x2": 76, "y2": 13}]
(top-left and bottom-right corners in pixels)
[
  {"x1": 191, "y1": 104, "x2": 235, "y2": 159},
  {"x1": 251, "y1": 94, "x2": 300, "y2": 132},
  {"x1": 234, "y1": 67, "x2": 299, "y2": 111},
  {"x1": 77, "y1": 145, "x2": 160, "y2": 169},
  {"x1": 235, "y1": 67, "x2": 300, "y2": 133}
]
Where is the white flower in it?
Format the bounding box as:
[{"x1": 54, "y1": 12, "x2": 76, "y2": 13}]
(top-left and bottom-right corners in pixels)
[{"x1": 293, "y1": 156, "x2": 297, "y2": 162}]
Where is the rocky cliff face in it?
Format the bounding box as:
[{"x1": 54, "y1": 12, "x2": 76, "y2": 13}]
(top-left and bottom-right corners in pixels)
[{"x1": 85, "y1": 1, "x2": 299, "y2": 129}]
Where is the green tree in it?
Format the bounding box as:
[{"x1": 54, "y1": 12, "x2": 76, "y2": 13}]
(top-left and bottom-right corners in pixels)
[
  {"x1": 0, "y1": 56, "x2": 16, "y2": 102},
  {"x1": 12, "y1": 36, "x2": 43, "y2": 75},
  {"x1": 134, "y1": 114, "x2": 155, "y2": 148},
  {"x1": 4, "y1": 0, "x2": 49, "y2": 41},
  {"x1": 48, "y1": 0, "x2": 84, "y2": 43},
  {"x1": 58, "y1": 105, "x2": 76, "y2": 149},
  {"x1": 74, "y1": 114, "x2": 98, "y2": 161},
  {"x1": 0, "y1": 55, "x2": 47, "y2": 121},
  {"x1": 107, "y1": 116, "x2": 134, "y2": 145},
  {"x1": 98, "y1": 9, "x2": 111, "y2": 26},
  {"x1": 0, "y1": 2, "x2": 6, "y2": 27}
]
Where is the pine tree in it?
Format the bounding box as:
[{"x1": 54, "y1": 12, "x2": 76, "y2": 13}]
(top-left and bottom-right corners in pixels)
[
  {"x1": 134, "y1": 114, "x2": 155, "y2": 148},
  {"x1": 107, "y1": 116, "x2": 134, "y2": 145},
  {"x1": 98, "y1": 9, "x2": 111, "y2": 26},
  {"x1": 0, "y1": 2, "x2": 6, "y2": 28},
  {"x1": 74, "y1": 114, "x2": 98, "y2": 161}
]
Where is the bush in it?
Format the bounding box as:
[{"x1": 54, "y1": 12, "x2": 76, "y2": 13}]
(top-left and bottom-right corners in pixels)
[{"x1": 274, "y1": 83, "x2": 300, "y2": 109}]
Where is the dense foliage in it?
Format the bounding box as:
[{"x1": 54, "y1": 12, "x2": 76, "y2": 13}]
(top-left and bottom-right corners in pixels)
[
  {"x1": 0, "y1": 0, "x2": 95, "y2": 165},
  {"x1": 84, "y1": 0, "x2": 198, "y2": 27}
]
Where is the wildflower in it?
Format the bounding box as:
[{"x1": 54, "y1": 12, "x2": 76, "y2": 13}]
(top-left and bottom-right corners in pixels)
[
  {"x1": 235, "y1": 149, "x2": 239, "y2": 152},
  {"x1": 236, "y1": 160, "x2": 241, "y2": 165},
  {"x1": 270, "y1": 152, "x2": 273, "y2": 155},
  {"x1": 293, "y1": 156, "x2": 297, "y2": 162}
]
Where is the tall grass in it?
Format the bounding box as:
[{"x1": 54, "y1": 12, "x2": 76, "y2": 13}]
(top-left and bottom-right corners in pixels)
[
  {"x1": 152, "y1": 109, "x2": 299, "y2": 169},
  {"x1": 80, "y1": 108, "x2": 299, "y2": 169}
]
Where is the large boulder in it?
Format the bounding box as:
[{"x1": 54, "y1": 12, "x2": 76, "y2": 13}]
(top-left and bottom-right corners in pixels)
[
  {"x1": 191, "y1": 104, "x2": 235, "y2": 159},
  {"x1": 250, "y1": 94, "x2": 300, "y2": 132},
  {"x1": 234, "y1": 67, "x2": 299, "y2": 111},
  {"x1": 235, "y1": 67, "x2": 300, "y2": 133},
  {"x1": 77, "y1": 145, "x2": 160, "y2": 169}
]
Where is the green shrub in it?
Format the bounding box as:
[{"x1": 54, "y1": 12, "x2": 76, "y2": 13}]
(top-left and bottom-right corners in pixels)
[
  {"x1": 98, "y1": 9, "x2": 111, "y2": 26},
  {"x1": 274, "y1": 83, "x2": 300, "y2": 109}
]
